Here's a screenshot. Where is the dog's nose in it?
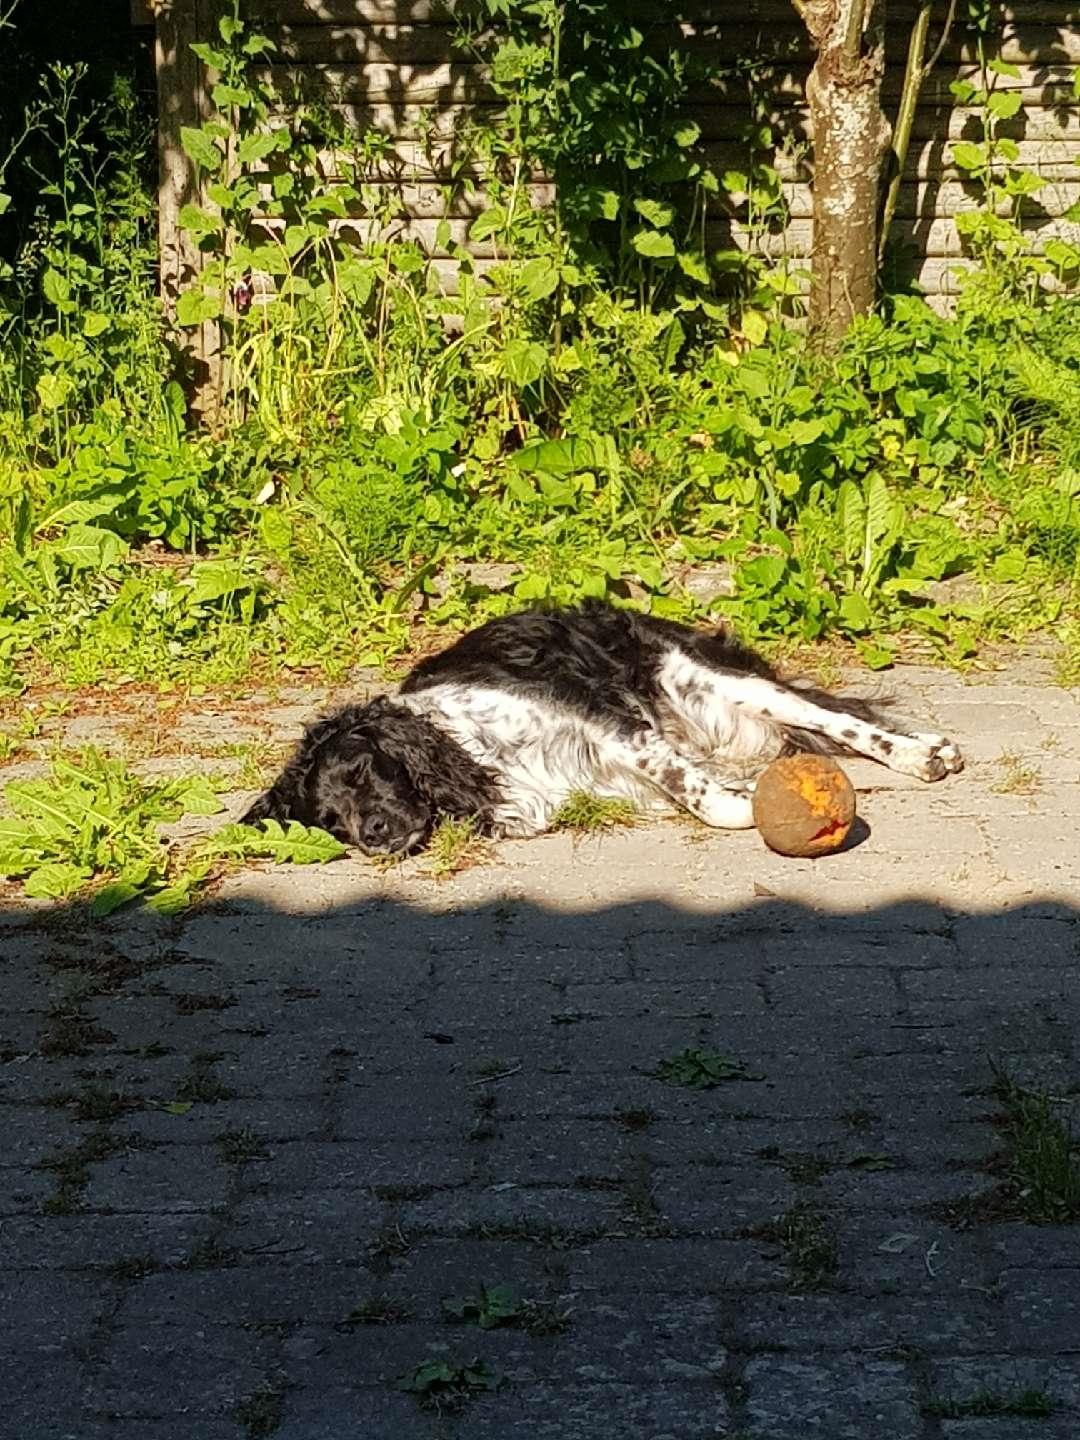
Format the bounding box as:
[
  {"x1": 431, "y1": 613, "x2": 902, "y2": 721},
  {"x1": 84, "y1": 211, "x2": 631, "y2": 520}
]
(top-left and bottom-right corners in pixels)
[{"x1": 361, "y1": 815, "x2": 391, "y2": 848}]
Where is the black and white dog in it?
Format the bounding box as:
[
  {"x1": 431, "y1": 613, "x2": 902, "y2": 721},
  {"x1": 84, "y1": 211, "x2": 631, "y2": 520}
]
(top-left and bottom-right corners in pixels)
[{"x1": 243, "y1": 602, "x2": 963, "y2": 854}]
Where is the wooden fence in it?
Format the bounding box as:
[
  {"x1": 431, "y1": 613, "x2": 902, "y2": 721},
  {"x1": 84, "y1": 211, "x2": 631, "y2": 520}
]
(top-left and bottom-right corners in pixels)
[{"x1": 134, "y1": 0, "x2": 1080, "y2": 382}]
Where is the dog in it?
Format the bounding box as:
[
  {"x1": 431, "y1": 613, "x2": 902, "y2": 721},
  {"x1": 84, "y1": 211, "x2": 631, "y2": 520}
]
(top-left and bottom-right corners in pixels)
[{"x1": 242, "y1": 601, "x2": 963, "y2": 854}]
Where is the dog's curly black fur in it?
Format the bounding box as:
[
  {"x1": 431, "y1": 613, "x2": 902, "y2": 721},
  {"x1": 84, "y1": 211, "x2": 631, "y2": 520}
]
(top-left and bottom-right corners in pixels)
[{"x1": 242, "y1": 696, "x2": 502, "y2": 855}]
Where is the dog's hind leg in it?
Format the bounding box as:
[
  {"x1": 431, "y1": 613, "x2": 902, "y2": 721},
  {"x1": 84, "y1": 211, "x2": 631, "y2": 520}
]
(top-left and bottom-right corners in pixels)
[
  {"x1": 604, "y1": 732, "x2": 757, "y2": 828},
  {"x1": 659, "y1": 651, "x2": 963, "y2": 782}
]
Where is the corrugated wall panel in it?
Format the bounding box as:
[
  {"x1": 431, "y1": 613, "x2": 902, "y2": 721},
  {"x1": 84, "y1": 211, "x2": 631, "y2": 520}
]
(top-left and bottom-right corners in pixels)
[{"x1": 156, "y1": 1, "x2": 1080, "y2": 306}]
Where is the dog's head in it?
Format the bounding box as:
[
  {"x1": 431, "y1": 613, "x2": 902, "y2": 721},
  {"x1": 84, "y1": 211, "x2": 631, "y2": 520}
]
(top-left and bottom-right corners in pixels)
[{"x1": 241, "y1": 698, "x2": 497, "y2": 856}]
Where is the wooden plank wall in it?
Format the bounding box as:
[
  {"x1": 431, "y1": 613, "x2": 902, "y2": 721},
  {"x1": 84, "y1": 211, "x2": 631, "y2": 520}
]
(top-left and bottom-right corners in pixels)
[{"x1": 145, "y1": 1, "x2": 1080, "y2": 310}]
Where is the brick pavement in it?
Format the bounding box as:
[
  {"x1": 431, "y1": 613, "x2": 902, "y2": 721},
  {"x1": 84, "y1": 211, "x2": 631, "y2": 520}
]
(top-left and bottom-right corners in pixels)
[{"x1": 1, "y1": 657, "x2": 1079, "y2": 1438}]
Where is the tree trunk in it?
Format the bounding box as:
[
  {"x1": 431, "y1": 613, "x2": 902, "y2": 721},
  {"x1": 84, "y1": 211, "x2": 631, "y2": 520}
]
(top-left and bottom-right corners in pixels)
[{"x1": 799, "y1": 0, "x2": 891, "y2": 342}]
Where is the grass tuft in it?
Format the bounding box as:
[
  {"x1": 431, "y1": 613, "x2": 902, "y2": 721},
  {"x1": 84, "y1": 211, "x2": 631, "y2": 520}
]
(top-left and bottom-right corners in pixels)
[
  {"x1": 990, "y1": 750, "x2": 1042, "y2": 795},
  {"x1": 746, "y1": 1202, "x2": 838, "y2": 1290},
  {"x1": 425, "y1": 816, "x2": 492, "y2": 878},
  {"x1": 922, "y1": 1389, "x2": 1055, "y2": 1419},
  {"x1": 551, "y1": 791, "x2": 638, "y2": 834}
]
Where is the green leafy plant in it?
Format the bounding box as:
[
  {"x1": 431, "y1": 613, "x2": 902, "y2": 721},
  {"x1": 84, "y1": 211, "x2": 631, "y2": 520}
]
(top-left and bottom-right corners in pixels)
[
  {"x1": 0, "y1": 750, "x2": 222, "y2": 905},
  {"x1": 442, "y1": 1284, "x2": 522, "y2": 1329},
  {"x1": 0, "y1": 7, "x2": 1076, "y2": 700},
  {"x1": 395, "y1": 1358, "x2": 503, "y2": 1414},
  {"x1": 0, "y1": 750, "x2": 345, "y2": 914},
  {"x1": 654, "y1": 1047, "x2": 752, "y2": 1090}
]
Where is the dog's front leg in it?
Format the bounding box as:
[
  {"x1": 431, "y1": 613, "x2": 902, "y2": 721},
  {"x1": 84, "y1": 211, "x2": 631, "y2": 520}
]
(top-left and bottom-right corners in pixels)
[{"x1": 616, "y1": 733, "x2": 756, "y2": 829}]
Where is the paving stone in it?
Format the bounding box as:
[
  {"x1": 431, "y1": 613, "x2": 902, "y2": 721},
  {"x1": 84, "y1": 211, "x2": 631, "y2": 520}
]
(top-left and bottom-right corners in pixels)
[
  {"x1": 0, "y1": 1271, "x2": 109, "y2": 1345},
  {"x1": 742, "y1": 1357, "x2": 922, "y2": 1439},
  {"x1": 248, "y1": 1139, "x2": 473, "y2": 1193},
  {"x1": 87, "y1": 1322, "x2": 271, "y2": 1417},
  {"x1": 937, "y1": 1422, "x2": 1080, "y2": 1440},
  {"x1": 0, "y1": 1213, "x2": 214, "y2": 1271},
  {"x1": 272, "y1": 1386, "x2": 447, "y2": 1440},
  {"x1": 218, "y1": 1189, "x2": 387, "y2": 1262},
  {"x1": 0, "y1": 1165, "x2": 54, "y2": 1215},
  {"x1": 730, "y1": 1291, "x2": 1009, "y2": 1354},
  {"x1": 81, "y1": 1144, "x2": 229, "y2": 1213},
  {"x1": 394, "y1": 1183, "x2": 623, "y2": 1237},
  {"x1": 1000, "y1": 1270, "x2": 1080, "y2": 1350},
  {"x1": 0, "y1": 1106, "x2": 87, "y2": 1168},
  {"x1": 460, "y1": 1383, "x2": 731, "y2": 1438}
]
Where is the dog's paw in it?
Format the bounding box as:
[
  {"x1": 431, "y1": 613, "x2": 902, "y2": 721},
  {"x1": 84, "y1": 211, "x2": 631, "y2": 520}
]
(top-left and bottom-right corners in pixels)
[
  {"x1": 691, "y1": 784, "x2": 756, "y2": 829},
  {"x1": 894, "y1": 733, "x2": 964, "y2": 782}
]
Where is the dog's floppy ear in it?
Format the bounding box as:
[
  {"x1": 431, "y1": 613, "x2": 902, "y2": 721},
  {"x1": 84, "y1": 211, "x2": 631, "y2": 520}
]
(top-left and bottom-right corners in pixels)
[
  {"x1": 238, "y1": 706, "x2": 362, "y2": 828},
  {"x1": 369, "y1": 706, "x2": 500, "y2": 820},
  {"x1": 239, "y1": 786, "x2": 292, "y2": 827}
]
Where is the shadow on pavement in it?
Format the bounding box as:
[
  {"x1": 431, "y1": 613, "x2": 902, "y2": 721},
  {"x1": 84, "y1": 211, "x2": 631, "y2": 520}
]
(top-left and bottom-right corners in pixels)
[{"x1": 2, "y1": 890, "x2": 1079, "y2": 1439}]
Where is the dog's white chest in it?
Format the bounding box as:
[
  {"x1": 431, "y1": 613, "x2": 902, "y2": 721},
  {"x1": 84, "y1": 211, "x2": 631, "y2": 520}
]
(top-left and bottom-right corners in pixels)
[{"x1": 399, "y1": 684, "x2": 622, "y2": 832}]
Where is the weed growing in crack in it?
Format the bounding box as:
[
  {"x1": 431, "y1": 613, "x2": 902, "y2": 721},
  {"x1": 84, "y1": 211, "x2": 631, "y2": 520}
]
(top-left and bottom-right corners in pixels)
[
  {"x1": 395, "y1": 1358, "x2": 503, "y2": 1414},
  {"x1": 746, "y1": 1202, "x2": 838, "y2": 1290},
  {"x1": 337, "y1": 1295, "x2": 415, "y2": 1329},
  {"x1": 838, "y1": 1108, "x2": 880, "y2": 1130},
  {"x1": 104, "y1": 1254, "x2": 160, "y2": 1282},
  {"x1": 520, "y1": 1298, "x2": 574, "y2": 1335},
  {"x1": 47, "y1": 1084, "x2": 142, "y2": 1123},
  {"x1": 990, "y1": 750, "x2": 1042, "y2": 796},
  {"x1": 621, "y1": 1152, "x2": 670, "y2": 1236},
  {"x1": 425, "y1": 816, "x2": 491, "y2": 878},
  {"x1": 366, "y1": 1221, "x2": 412, "y2": 1261},
  {"x1": 758, "y1": 1147, "x2": 835, "y2": 1186},
  {"x1": 234, "y1": 1380, "x2": 288, "y2": 1438},
  {"x1": 922, "y1": 1389, "x2": 1056, "y2": 1418},
  {"x1": 442, "y1": 1283, "x2": 574, "y2": 1335},
  {"x1": 38, "y1": 1129, "x2": 124, "y2": 1215},
  {"x1": 465, "y1": 1219, "x2": 606, "y2": 1249},
  {"x1": 181, "y1": 1237, "x2": 238, "y2": 1271},
  {"x1": 654, "y1": 1046, "x2": 753, "y2": 1090},
  {"x1": 443, "y1": 1283, "x2": 522, "y2": 1329},
  {"x1": 174, "y1": 991, "x2": 237, "y2": 1015},
  {"x1": 612, "y1": 1106, "x2": 655, "y2": 1132},
  {"x1": 940, "y1": 1065, "x2": 1080, "y2": 1227},
  {"x1": 471, "y1": 1055, "x2": 514, "y2": 1079},
  {"x1": 216, "y1": 1128, "x2": 270, "y2": 1165},
  {"x1": 176, "y1": 1055, "x2": 235, "y2": 1105},
  {"x1": 39, "y1": 1004, "x2": 113, "y2": 1059},
  {"x1": 467, "y1": 1091, "x2": 499, "y2": 1143}
]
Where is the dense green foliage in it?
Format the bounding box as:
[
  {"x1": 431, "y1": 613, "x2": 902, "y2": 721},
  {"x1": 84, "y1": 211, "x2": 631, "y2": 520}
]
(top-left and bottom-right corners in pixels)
[{"x1": 0, "y1": 2, "x2": 1077, "y2": 703}]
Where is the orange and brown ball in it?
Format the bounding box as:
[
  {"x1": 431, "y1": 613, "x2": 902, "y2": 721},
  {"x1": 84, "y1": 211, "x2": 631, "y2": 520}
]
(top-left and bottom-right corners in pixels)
[{"x1": 751, "y1": 753, "x2": 856, "y2": 858}]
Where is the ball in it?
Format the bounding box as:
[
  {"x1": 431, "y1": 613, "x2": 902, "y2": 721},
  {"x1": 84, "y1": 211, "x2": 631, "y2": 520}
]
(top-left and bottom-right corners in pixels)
[{"x1": 751, "y1": 753, "x2": 856, "y2": 858}]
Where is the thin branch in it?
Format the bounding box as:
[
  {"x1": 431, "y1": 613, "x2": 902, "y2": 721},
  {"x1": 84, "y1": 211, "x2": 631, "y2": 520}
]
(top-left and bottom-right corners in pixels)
[
  {"x1": 789, "y1": 0, "x2": 809, "y2": 21},
  {"x1": 924, "y1": 0, "x2": 959, "y2": 77},
  {"x1": 842, "y1": 0, "x2": 872, "y2": 61},
  {"x1": 878, "y1": 0, "x2": 961, "y2": 264}
]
